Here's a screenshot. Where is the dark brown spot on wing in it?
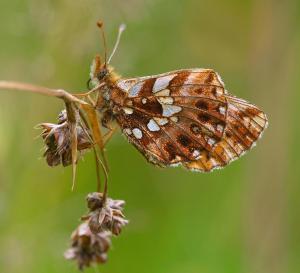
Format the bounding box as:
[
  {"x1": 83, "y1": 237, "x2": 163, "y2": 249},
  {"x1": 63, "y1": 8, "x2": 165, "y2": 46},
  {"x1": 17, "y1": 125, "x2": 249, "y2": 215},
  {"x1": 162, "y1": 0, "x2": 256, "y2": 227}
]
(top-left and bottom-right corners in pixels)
[
  {"x1": 177, "y1": 134, "x2": 192, "y2": 147},
  {"x1": 132, "y1": 97, "x2": 163, "y2": 116},
  {"x1": 198, "y1": 113, "x2": 210, "y2": 123},
  {"x1": 169, "y1": 71, "x2": 190, "y2": 87},
  {"x1": 138, "y1": 78, "x2": 156, "y2": 97},
  {"x1": 164, "y1": 143, "x2": 177, "y2": 161},
  {"x1": 205, "y1": 72, "x2": 214, "y2": 84},
  {"x1": 225, "y1": 131, "x2": 232, "y2": 138},
  {"x1": 195, "y1": 100, "x2": 209, "y2": 110},
  {"x1": 195, "y1": 87, "x2": 204, "y2": 94},
  {"x1": 212, "y1": 87, "x2": 218, "y2": 96}
]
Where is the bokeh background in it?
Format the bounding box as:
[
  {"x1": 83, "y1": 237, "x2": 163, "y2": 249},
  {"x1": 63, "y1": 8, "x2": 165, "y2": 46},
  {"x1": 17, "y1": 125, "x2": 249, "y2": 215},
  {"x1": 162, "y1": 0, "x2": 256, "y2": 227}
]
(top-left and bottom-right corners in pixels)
[{"x1": 0, "y1": 0, "x2": 299, "y2": 272}]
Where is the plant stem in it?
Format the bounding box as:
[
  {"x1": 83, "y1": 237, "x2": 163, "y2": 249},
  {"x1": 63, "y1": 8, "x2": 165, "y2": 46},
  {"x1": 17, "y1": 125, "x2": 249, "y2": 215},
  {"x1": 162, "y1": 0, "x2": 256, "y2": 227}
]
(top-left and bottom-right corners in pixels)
[{"x1": 0, "y1": 81, "x2": 88, "y2": 105}]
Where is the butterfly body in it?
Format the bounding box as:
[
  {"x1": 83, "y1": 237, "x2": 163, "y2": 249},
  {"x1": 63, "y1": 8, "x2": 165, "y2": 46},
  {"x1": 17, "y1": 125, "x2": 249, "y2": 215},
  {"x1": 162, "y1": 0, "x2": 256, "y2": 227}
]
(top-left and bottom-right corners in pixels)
[{"x1": 92, "y1": 58, "x2": 268, "y2": 172}]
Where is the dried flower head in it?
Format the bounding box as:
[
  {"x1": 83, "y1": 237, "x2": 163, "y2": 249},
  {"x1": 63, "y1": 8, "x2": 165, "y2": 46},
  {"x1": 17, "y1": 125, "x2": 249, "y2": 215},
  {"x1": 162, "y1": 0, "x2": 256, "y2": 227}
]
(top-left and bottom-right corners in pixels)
[
  {"x1": 85, "y1": 192, "x2": 128, "y2": 236},
  {"x1": 64, "y1": 222, "x2": 111, "y2": 270},
  {"x1": 38, "y1": 110, "x2": 92, "y2": 167}
]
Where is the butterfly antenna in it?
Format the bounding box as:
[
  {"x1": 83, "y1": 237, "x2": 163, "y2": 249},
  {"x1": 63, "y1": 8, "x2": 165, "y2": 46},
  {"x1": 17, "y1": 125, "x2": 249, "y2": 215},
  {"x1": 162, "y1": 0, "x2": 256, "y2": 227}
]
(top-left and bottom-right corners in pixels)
[
  {"x1": 96, "y1": 21, "x2": 108, "y2": 66},
  {"x1": 108, "y1": 24, "x2": 126, "y2": 64}
]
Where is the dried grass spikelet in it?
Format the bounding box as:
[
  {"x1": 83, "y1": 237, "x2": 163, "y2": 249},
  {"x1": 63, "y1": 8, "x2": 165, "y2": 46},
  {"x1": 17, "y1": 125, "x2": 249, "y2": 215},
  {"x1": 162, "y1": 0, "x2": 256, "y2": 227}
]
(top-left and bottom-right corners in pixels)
[
  {"x1": 64, "y1": 222, "x2": 111, "y2": 270},
  {"x1": 84, "y1": 192, "x2": 129, "y2": 236},
  {"x1": 65, "y1": 193, "x2": 129, "y2": 270},
  {"x1": 38, "y1": 110, "x2": 92, "y2": 167}
]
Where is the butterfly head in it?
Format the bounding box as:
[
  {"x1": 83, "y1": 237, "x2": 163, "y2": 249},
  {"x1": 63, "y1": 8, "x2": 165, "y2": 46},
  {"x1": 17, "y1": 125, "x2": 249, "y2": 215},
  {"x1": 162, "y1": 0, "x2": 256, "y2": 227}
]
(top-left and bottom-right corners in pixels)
[
  {"x1": 88, "y1": 55, "x2": 118, "y2": 88},
  {"x1": 96, "y1": 66, "x2": 109, "y2": 81},
  {"x1": 87, "y1": 22, "x2": 126, "y2": 89}
]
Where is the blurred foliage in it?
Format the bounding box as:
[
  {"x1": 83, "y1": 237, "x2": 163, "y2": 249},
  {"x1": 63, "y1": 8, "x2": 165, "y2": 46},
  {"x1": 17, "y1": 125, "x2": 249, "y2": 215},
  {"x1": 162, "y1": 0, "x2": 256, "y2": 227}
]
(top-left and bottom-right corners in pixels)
[{"x1": 0, "y1": 0, "x2": 299, "y2": 273}]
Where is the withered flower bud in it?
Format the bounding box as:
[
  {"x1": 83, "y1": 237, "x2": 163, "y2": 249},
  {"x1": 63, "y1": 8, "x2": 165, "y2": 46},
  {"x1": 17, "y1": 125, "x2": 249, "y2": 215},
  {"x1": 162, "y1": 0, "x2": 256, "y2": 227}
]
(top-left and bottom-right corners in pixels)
[
  {"x1": 38, "y1": 110, "x2": 92, "y2": 167},
  {"x1": 86, "y1": 192, "x2": 105, "y2": 211},
  {"x1": 64, "y1": 222, "x2": 111, "y2": 270},
  {"x1": 58, "y1": 109, "x2": 67, "y2": 123},
  {"x1": 86, "y1": 192, "x2": 128, "y2": 236}
]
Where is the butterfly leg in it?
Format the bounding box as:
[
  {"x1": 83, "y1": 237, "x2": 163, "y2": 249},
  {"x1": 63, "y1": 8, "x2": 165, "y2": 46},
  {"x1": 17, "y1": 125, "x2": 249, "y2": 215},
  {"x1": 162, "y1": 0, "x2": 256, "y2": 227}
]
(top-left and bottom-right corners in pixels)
[{"x1": 103, "y1": 123, "x2": 118, "y2": 146}]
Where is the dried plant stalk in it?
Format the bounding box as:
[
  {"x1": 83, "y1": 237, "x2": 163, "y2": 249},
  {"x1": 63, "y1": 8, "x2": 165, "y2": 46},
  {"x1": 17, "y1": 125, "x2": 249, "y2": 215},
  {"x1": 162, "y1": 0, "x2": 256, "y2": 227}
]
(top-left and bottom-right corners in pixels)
[
  {"x1": 0, "y1": 80, "x2": 110, "y2": 193},
  {"x1": 0, "y1": 81, "x2": 88, "y2": 105}
]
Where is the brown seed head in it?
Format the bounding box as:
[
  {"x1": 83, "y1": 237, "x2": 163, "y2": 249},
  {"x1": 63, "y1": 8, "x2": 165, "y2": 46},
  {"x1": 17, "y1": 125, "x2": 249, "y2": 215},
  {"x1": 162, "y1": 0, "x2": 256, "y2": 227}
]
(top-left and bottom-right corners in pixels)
[
  {"x1": 64, "y1": 222, "x2": 111, "y2": 270},
  {"x1": 38, "y1": 110, "x2": 92, "y2": 167},
  {"x1": 86, "y1": 192, "x2": 129, "y2": 236}
]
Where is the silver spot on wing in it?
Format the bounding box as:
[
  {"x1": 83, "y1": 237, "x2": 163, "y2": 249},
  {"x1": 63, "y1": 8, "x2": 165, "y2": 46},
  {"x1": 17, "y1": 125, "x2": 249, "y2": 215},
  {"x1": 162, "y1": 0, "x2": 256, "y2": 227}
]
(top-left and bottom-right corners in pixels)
[
  {"x1": 157, "y1": 97, "x2": 174, "y2": 105},
  {"x1": 152, "y1": 74, "x2": 176, "y2": 93},
  {"x1": 128, "y1": 82, "x2": 144, "y2": 97},
  {"x1": 123, "y1": 107, "x2": 134, "y2": 115},
  {"x1": 154, "y1": 89, "x2": 170, "y2": 97},
  {"x1": 192, "y1": 149, "x2": 201, "y2": 159},
  {"x1": 117, "y1": 79, "x2": 137, "y2": 92},
  {"x1": 153, "y1": 117, "x2": 169, "y2": 126},
  {"x1": 219, "y1": 106, "x2": 226, "y2": 115},
  {"x1": 170, "y1": 116, "x2": 179, "y2": 123},
  {"x1": 147, "y1": 119, "x2": 160, "y2": 132},
  {"x1": 217, "y1": 124, "x2": 224, "y2": 132},
  {"x1": 162, "y1": 105, "x2": 182, "y2": 117},
  {"x1": 207, "y1": 138, "x2": 216, "y2": 146},
  {"x1": 123, "y1": 128, "x2": 132, "y2": 135},
  {"x1": 132, "y1": 128, "x2": 143, "y2": 139}
]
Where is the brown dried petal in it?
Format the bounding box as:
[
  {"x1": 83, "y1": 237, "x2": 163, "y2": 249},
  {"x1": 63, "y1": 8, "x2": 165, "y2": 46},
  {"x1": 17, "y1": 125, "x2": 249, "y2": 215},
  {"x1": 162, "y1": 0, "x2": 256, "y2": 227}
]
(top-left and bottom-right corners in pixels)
[
  {"x1": 112, "y1": 217, "x2": 129, "y2": 236},
  {"x1": 58, "y1": 109, "x2": 67, "y2": 123},
  {"x1": 88, "y1": 209, "x2": 106, "y2": 234},
  {"x1": 64, "y1": 222, "x2": 111, "y2": 270},
  {"x1": 108, "y1": 199, "x2": 126, "y2": 210},
  {"x1": 86, "y1": 192, "x2": 126, "y2": 211},
  {"x1": 86, "y1": 192, "x2": 105, "y2": 211},
  {"x1": 86, "y1": 192, "x2": 129, "y2": 236},
  {"x1": 38, "y1": 111, "x2": 92, "y2": 167}
]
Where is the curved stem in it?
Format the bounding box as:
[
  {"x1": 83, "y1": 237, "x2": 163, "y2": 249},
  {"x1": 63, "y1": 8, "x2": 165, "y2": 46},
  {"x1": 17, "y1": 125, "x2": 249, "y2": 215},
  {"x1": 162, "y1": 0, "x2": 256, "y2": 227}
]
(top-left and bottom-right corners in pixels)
[
  {"x1": 65, "y1": 101, "x2": 78, "y2": 192},
  {"x1": 0, "y1": 81, "x2": 88, "y2": 105},
  {"x1": 78, "y1": 109, "x2": 109, "y2": 194},
  {"x1": 0, "y1": 80, "x2": 109, "y2": 196}
]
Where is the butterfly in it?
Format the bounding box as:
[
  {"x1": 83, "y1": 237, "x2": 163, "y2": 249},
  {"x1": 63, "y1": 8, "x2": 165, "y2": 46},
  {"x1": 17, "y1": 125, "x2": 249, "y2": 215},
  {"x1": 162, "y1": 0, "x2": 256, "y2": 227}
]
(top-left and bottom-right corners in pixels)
[{"x1": 89, "y1": 23, "x2": 268, "y2": 173}]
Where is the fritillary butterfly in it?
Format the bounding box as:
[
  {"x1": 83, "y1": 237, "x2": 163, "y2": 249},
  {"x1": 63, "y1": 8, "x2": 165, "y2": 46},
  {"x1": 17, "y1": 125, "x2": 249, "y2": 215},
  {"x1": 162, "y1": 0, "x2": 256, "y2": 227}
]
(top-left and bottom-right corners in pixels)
[{"x1": 91, "y1": 24, "x2": 268, "y2": 172}]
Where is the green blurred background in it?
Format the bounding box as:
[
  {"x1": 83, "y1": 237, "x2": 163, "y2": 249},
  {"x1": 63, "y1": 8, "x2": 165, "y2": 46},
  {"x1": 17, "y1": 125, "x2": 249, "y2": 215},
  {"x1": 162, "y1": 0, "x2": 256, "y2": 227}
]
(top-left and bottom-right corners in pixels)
[{"x1": 0, "y1": 0, "x2": 299, "y2": 272}]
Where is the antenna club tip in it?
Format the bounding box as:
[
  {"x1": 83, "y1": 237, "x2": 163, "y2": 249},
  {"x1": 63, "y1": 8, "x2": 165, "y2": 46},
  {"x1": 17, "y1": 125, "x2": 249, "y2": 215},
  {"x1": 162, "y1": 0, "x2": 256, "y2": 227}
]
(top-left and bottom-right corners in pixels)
[
  {"x1": 119, "y1": 23, "x2": 126, "y2": 32},
  {"x1": 97, "y1": 20, "x2": 104, "y2": 28}
]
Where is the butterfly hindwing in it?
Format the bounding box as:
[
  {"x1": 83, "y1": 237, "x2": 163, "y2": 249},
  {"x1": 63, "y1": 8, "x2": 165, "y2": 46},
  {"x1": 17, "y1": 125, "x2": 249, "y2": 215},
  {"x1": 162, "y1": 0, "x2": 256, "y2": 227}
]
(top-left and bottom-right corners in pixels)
[{"x1": 184, "y1": 95, "x2": 268, "y2": 171}]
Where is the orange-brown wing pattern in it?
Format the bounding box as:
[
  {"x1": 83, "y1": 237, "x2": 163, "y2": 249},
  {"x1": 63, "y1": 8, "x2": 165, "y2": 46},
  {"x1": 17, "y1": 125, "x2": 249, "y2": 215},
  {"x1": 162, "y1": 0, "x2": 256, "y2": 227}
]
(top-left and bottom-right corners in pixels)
[
  {"x1": 184, "y1": 95, "x2": 268, "y2": 171},
  {"x1": 112, "y1": 69, "x2": 268, "y2": 172}
]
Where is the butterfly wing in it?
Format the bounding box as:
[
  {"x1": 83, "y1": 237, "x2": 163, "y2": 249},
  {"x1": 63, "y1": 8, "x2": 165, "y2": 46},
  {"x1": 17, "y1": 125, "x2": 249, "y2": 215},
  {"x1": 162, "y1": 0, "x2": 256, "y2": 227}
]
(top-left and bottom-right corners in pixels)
[
  {"x1": 112, "y1": 69, "x2": 268, "y2": 172},
  {"x1": 183, "y1": 94, "x2": 268, "y2": 171}
]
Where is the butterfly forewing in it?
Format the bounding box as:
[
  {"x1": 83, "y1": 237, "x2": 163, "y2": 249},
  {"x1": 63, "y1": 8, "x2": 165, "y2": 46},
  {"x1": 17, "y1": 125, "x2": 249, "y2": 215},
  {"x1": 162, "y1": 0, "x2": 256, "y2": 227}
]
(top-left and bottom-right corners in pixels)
[{"x1": 111, "y1": 69, "x2": 268, "y2": 172}]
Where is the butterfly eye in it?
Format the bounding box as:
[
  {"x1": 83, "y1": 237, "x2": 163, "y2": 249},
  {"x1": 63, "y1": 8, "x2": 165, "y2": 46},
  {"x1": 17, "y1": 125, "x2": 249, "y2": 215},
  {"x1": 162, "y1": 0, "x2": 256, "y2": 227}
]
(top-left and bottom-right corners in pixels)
[{"x1": 97, "y1": 68, "x2": 108, "y2": 81}]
